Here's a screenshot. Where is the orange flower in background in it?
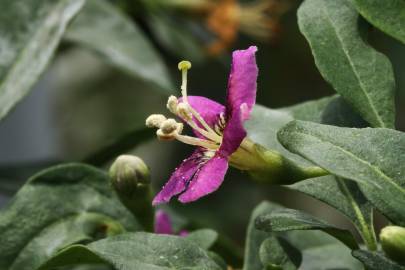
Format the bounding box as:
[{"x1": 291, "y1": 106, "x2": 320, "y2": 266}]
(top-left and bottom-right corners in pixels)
[
  {"x1": 205, "y1": 0, "x2": 239, "y2": 55},
  {"x1": 205, "y1": 0, "x2": 292, "y2": 55}
]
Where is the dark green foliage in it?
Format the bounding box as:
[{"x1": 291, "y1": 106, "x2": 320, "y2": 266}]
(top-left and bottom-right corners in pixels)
[
  {"x1": 352, "y1": 250, "x2": 405, "y2": 270},
  {"x1": 298, "y1": 0, "x2": 396, "y2": 128},
  {"x1": 65, "y1": 0, "x2": 173, "y2": 92},
  {"x1": 351, "y1": 0, "x2": 405, "y2": 44},
  {"x1": 255, "y1": 208, "x2": 358, "y2": 250},
  {"x1": 0, "y1": 164, "x2": 140, "y2": 270},
  {"x1": 0, "y1": 0, "x2": 85, "y2": 120},
  {"x1": 37, "y1": 232, "x2": 223, "y2": 270},
  {"x1": 278, "y1": 121, "x2": 405, "y2": 225}
]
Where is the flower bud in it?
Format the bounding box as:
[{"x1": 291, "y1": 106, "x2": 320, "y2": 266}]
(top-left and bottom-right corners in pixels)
[
  {"x1": 380, "y1": 226, "x2": 405, "y2": 263},
  {"x1": 109, "y1": 155, "x2": 153, "y2": 231},
  {"x1": 109, "y1": 155, "x2": 150, "y2": 189}
]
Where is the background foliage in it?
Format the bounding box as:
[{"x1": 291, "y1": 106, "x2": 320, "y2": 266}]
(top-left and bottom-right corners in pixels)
[{"x1": 0, "y1": 0, "x2": 405, "y2": 269}]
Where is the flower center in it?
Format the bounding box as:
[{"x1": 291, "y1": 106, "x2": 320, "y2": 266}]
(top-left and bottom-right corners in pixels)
[{"x1": 146, "y1": 61, "x2": 223, "y2": 151}]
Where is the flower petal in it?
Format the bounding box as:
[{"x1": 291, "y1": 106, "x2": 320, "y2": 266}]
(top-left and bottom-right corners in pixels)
[
  {"x1": 226, "y1": 46, "x2": 258, "y2": 119},
  {"x1": 219, "y1": 46, "x2": 258, "y2": 156},
  {"x1": 154, "y1": 210, "x2": 173, "y2": 234},
  {"x1": 152, "y1": 150, "x2": 202, "y2": 205},
  {"x1": 178, "y1": 155, "x2": 228, "y2": 203},
  {"x1": 218, "y1": 105, "x2": 247, "y2": 156}
]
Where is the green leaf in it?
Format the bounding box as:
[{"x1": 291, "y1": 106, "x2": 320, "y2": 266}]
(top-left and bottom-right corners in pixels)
[
  {"x1": 352, "y1": 250, "x2": 405, "y2": 270},
  {"x1": 247, "y1": 95, "x2": 366, "y2": 169},
  {"x1": 0, "y1": 0, "x2": 85, "y2": 121},
  {"x1": 351, "y1": 0, "x2": 405, "y2": 45},
  {"x1": 278, "y1": 120, "x2": 405, "y2": 225},
  {"x1": 298, "y1": 0, "x2": 396, "y2": 128},
  {"x1": 0, "y1": 163, "x2": 140, "y2": 270},
  {"x1": 301, "y1": 243, "x2": 362, "y2": 270},
  {"x1": 185, "y1": 229, "x2": 218, "y2": 250},
  {"x1": 247, "y1": 105, "x2": 314, "y2": 168},
  {"x1": 283, "y1": 95, "x2": 367, "y2": 128},
  {"x1": 288, "y1": 177, "x2": 377, "y2": 250},
  {"x1": 243, "y1": 201, "x2": 299, "y2": 270},
  {"x1": 147, "y1": 13, "x2": 204, "y2": 63},
  {"x1": 48, "y1": 49, "x2": 160, "y2": 161},
  {"x1": 37, "y1": 232, "x2": 223, "y2": 270},
  {"x1": 259, "y1": 238, "x2": 298, "y2": 270},
  {"x1": 255, "y1": 208, "x2": 358, "y2": 250},
  {"x1": 249, "y1": 97, "x2": 376, "y2": 248},
  {"x1": 65, "y1": 0, "x2": 173, "y2": 92},
  {"x1": 286, "y1": 231, "x2": 363, "y2": 269}
]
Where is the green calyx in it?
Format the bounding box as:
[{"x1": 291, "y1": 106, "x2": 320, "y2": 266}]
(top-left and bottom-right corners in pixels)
[
  {"x1": 109, "y1": 155, "x2": 154, "y2": 232},
  {"x1": 380, "y1": 226, "x2": 405, "y2": 263},
  {"x1": 229, "y1": 138, "x2": 328, "y2": 185}
]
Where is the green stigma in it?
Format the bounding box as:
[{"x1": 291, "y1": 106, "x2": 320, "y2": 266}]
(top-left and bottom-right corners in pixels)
[{"x1": 178, "y1": 60, "x2": 192, "y2": 71}]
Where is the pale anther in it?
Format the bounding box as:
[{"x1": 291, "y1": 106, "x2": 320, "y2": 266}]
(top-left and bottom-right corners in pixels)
[
  {"x1": 167, "y1": 95, "x2": 178, "y2": 114},
  {"x1": 161, "y1": 119, "x2": 179, "y2": 134},
  {"x1": 156, "y1": 129, "x2": 176, "y2": 141},
  {"x1": 156, "y1": 122, "x2": 183, "y2": 141},
  {"x1": 146, "y1": 114, "x2": 167, "y2": 128},
  {"x1": 177, "y1": 102, "x2": 192, "y2": 121}
]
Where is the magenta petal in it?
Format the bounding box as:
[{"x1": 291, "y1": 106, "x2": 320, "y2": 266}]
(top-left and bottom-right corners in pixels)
[
  {"x1": 152, "y1": 150, "x2": 201, "y2": 205},
  {"x1": 219, "y1": 46, "x2": 258, "y2": 156},
  {"x1": 178, "y1": 230, "x2": 189, "y2": 237},
  {"x1": 226, "y1": 46, "x2": 258, "y2": 119},
  {"x1": 219, "y1": 105, "x2": 247, "y2": 157},
  {"x1": 154, "y1": 210, "x2": 173, "y2": 234},
  {"x1": 178, "y1": 155, "x2": 228, "y2": 203}
]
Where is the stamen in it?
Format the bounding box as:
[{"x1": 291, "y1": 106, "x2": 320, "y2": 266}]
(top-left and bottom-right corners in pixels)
[
  {"x1": 167, "y1": 96, "x2": 178, "y2": 114},
  {"x1": 175, "y1": 134, "x2": 219, "y2": 150},
  {"x1": 186, "y1": 117, "x2": 222, "y2": 143},
  {"x1": 177, "y1": 102, "x2": 193, "y2": 121},
  {"x1": 178, "y1": 60, "x2": 192, "y2": 103},
  {"x1": 156, "y1": 122, "x2": 183, "y2": 141},
  {"x1": 146, "y1": 114, "x2": 167, "y2": 128},
  {"x1": 176, "y1": 60, "x2": 222, "y2": 142},
  {"x1": 188, "y1": 106, "x2": 223, "y2": 142},
  {"x1": 160, "y1": 119, "x2": 179, "y2": 134}
]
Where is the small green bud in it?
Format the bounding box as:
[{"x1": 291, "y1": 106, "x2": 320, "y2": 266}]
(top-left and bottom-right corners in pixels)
[
  {"x1": 380, "y1": 226, "x2": 405, "y2": 263},
  {"x1": 109, "y1": 155, "x2": 154, "y2": 231},
  {"x1": 109, "y1": 155, "x2": 150, "y2": 192}
]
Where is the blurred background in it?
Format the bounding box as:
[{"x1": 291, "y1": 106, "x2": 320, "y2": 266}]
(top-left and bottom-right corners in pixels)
[{"x1": 0, "y1": 0, "x2": 404, "y2": 248}]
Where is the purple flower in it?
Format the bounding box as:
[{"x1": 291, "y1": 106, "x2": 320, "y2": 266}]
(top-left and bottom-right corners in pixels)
[
  {"x1": 146, "y1": 46, "x2": 258, "y2": 204},
  {"x1": 154, "y1": 209, "x2": 188, "y2": 236}
]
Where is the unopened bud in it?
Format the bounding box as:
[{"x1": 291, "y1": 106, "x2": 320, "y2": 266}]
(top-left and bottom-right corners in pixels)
[
  {"x1": 178, "y1": 60, "x2": 192, "y2": 71},
  {"x1": 177, "y1": 103, "x2": 192, "y2": 121},
  {"x1": 109, "y1": 155, "x2": 154, "y2": 231},
  {"x1": 167, "y1": 96, "x2": 178, "y2": 114},
  {"x1": 109, "y1": 155, "x2": 150, "y2": 190},
  {"x1": 146, "y1": 114, "x2": 166, "y2": 128},
  {"x1": 380, "y1": 226, "x2": 405, "y2": 263}
]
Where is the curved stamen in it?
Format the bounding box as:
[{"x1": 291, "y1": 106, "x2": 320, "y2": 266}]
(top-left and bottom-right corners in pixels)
[
  {"x1": 178, "y1": 61, "x2": 223, "y2": 142},
  {"x1": 175, "y1": 134, "x2": 219, "y2": 150},
  {"x1": 186, "y1": 119, "x2": 222, "y2": 143}
]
